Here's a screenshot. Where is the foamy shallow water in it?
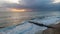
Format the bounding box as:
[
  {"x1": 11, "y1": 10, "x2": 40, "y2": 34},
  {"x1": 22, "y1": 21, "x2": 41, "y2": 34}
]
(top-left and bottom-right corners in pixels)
[{"x1": 0, "y1": 16, "x2": 60, "y2": 34}]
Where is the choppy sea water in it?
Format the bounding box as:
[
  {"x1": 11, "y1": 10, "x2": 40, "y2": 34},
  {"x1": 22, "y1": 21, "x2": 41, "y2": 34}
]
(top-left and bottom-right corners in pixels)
[{"x1": 0, "y1": 11, "x2": 60, "y2": 34}]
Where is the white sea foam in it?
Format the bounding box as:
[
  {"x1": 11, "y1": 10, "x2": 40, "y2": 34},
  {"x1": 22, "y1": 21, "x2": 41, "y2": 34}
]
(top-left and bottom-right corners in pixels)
[{"x1": 0, "y1": 16, "x2": 60, "y2": 34}]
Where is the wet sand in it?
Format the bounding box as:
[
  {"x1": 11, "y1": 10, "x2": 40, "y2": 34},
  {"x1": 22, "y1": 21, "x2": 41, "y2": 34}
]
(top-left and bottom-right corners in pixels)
[{"x1": 43, "y1": 23, "x2": 60, "y2": 34}]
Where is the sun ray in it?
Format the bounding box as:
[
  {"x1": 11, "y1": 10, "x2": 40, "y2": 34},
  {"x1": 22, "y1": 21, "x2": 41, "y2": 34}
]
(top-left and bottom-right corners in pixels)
[{"x1": 9, "y1": 8, "x2": 27, "y2": 12}]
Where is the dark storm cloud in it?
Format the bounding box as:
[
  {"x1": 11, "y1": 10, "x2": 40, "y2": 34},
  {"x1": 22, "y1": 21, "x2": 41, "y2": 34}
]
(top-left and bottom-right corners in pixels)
[
  {"x1": 20, "y1": 0, "x2": 60, "y2": 11},
  {"x1": 2, "y1": 0, "x2": 60, "y2": 11}
]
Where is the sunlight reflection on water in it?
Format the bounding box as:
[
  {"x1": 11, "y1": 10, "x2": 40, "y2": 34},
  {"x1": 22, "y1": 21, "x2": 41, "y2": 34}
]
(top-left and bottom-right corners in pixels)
[{"x1": 0, "y1": 11, "x2": 60, "y2": 27}]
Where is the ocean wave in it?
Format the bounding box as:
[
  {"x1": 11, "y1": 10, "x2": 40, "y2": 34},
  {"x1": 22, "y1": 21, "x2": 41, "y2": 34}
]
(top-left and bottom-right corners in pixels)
[{"x1": 0, "y1": 16, "x2": 60, "y2": 34}]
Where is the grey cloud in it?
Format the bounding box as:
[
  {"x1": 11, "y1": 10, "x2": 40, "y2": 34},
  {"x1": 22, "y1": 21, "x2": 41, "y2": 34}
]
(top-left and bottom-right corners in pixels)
[
  {"x1": 19, "y1": 0, "x2": 60, "y2": 11},
  {"x1": 1, "y1": 0, "x2": 60, "y2": 11}
]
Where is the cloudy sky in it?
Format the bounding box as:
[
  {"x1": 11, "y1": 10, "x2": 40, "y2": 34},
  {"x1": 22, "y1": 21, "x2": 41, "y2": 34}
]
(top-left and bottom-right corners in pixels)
[{"x1": 0, "y1": 0, "x2": 60, "y2": 11}]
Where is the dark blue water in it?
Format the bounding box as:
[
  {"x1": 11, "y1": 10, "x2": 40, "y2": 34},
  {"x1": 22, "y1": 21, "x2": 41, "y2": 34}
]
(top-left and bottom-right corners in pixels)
[
  {"x1": 0, "y1": 11, "x2": 60, "y2": 27},
  {"x1": 0, "y1": 11, "x2": 60, "y2": 34}
]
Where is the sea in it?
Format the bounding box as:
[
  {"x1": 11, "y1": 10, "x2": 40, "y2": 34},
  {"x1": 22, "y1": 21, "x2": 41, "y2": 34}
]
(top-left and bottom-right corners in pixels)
[{"x1": 0, "y1": 11, "x2": 60, "y2": 34}]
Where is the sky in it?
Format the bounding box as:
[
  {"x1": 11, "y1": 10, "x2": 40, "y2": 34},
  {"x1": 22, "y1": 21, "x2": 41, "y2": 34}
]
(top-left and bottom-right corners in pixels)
[{"x1": 0, "y1": 0, "x2": 60, "y2": 11}]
